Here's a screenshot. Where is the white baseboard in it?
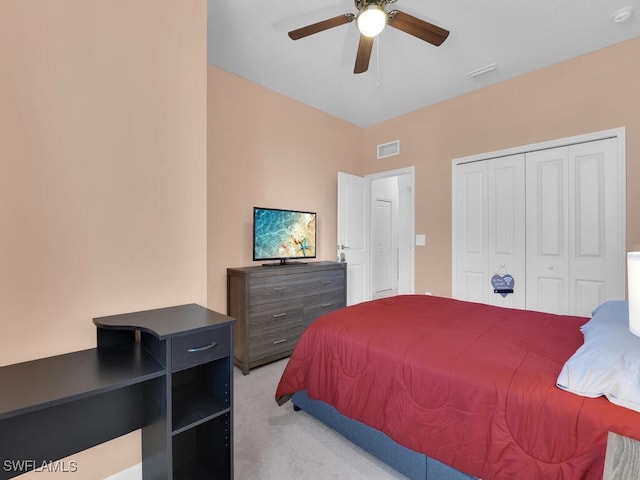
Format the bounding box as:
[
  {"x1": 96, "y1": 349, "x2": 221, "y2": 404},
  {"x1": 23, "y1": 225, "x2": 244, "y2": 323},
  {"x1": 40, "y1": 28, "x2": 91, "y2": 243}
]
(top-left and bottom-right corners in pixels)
[{"x1": 104, "y1": 464, "x2": 141, "y2": 480}]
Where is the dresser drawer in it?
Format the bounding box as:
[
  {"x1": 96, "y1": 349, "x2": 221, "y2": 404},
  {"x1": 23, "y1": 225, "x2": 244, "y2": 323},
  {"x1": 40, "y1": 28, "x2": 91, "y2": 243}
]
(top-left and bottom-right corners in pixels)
[
  {"x1": 299, "y1": 269, "x2": 346, "y2": 296},
  {"x1": 248, "y1": 273, "x2": 307, "y2": 305},
  {"x1": 304, "y1": 291, "x2": 346, "y2": 323},
  {"x1": 249, "y1": 323, "x2": 307, "y2": 362},
  {"x1": 249, "y1": 299, "x2": 304, "y2": 334},
  {"x1": 171, "y1": 326, "x2": 230, "y2": 372}
]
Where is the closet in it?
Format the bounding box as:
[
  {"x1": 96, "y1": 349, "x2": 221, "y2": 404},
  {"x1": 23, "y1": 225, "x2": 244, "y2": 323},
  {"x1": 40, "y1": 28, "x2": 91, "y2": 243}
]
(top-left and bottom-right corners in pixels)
[{"x1": 453, "y1": 131, "x2": 625, "y2": 317}]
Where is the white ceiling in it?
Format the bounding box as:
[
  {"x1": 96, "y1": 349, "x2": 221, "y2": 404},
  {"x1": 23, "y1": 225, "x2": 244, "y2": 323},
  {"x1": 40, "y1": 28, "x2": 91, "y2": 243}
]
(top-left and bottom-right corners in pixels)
[{"x1": 207, "y1": 0, "x2": 640, "y2": 128}]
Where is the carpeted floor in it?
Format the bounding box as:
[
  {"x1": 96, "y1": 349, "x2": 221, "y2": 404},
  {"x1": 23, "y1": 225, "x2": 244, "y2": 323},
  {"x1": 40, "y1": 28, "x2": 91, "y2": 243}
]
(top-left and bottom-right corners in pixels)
[{"x1": 233, "y1": 358, "x2": 407, "y2": 479}]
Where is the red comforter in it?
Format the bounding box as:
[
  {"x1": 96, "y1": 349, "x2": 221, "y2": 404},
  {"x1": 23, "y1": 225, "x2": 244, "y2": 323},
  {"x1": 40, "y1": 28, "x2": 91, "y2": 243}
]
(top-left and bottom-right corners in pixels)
[{"x1": 275, "y1": 295, "x2": 640, "y2": 479}]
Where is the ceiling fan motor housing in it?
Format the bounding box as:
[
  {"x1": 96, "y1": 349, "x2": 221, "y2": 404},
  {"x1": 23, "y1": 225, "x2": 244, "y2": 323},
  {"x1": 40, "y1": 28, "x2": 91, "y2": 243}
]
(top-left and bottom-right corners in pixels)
[{"x1": 355, "y1": 0, "x2": 397, "y2": 9}]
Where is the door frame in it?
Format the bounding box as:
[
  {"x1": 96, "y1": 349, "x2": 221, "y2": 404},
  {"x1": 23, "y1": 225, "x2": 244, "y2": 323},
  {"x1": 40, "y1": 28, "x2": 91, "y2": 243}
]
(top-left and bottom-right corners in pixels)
[
  {"x1": 451, "y1": 127, "x2": 626, "y2": 298},
  {"x1": 366, "y1": 166, "x2": 416, "y2": 298}
]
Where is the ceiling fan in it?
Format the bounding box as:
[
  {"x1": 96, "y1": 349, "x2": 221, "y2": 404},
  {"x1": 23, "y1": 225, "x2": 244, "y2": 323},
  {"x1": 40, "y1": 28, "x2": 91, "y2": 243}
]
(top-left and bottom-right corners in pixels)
[{"x1": 288, "y1": 0, "x2": 450, "y2": 74}]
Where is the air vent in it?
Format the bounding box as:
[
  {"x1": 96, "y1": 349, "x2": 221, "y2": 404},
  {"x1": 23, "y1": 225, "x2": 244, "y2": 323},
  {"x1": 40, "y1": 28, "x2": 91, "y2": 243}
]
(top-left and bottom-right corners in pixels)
[
  {"x1": 467, "y1": 63, "x2": 497, "y2": 78},
  {"x1": 612, "y1": 7, "x2": 633, "y2": 23},
  {"x1": 377, "y1": 140, "x2": 400, "y2": 159}
]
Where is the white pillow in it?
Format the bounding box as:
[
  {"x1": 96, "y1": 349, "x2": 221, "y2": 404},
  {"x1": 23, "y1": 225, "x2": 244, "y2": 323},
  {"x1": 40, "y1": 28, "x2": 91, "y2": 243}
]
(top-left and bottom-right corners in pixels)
[{"x1": 557, "y1": 300, "x2": 640, "y2": 412}]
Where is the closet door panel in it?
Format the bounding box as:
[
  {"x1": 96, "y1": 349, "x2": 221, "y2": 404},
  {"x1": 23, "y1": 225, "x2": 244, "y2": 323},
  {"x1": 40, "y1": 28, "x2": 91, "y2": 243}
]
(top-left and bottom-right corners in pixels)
[
  {"x1": 574, "y1": 280, "x2": 606, "y2": 316},
  {"x1": 525, "y1": 147, "x2": 569, "y2": 314},
  {"x1": 569, "y1": 138, "x2": 624, "y2": 316},
  {"x1": 487, "y1": 154, "x2": 525, "y2": 309},
  {"x1": 453, "y1": 162, "x2": 488, "y2": 303},
  {"x1": 536, "y1": 277, "x2": 566, "y2": 314}
]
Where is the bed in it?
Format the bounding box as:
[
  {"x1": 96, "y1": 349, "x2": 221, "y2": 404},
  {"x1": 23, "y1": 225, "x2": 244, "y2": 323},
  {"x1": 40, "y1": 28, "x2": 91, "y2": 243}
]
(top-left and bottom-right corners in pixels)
[{"x1": 275, "y1": 295, "x2": 640, "y2": 479}]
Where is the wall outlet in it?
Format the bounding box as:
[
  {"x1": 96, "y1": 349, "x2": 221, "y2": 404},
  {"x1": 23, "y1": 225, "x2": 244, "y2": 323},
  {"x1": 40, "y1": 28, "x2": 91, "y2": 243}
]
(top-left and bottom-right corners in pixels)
[{"x1": 416, "y1": 234, "x2": 426, "y2": 246}]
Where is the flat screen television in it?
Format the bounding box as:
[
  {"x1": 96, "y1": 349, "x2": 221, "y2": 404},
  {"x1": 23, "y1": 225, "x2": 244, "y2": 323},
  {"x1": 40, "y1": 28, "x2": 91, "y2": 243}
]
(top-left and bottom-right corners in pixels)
[{"x1": 253, "y1": 207, "x2": 316, "y2": 265}]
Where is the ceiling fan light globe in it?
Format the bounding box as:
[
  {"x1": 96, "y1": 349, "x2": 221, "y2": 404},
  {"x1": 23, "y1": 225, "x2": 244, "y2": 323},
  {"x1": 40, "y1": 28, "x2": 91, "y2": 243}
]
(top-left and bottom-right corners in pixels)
[{"x1": 356, "y1": 5, "x2": 387, "y2": 37}]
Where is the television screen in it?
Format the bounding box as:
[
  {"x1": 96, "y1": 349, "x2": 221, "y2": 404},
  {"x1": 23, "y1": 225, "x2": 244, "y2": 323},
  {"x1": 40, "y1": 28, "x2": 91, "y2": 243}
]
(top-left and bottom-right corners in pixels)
[{"x1": 253, "y1": 207, "x2": 316, "y2": 264}]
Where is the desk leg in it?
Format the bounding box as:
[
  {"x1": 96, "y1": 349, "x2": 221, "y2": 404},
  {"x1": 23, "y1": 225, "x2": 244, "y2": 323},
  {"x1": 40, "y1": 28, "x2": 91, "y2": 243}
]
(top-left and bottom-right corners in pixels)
[{"x1": 141, "y1": 374, "x2": 169, "y2": 479}]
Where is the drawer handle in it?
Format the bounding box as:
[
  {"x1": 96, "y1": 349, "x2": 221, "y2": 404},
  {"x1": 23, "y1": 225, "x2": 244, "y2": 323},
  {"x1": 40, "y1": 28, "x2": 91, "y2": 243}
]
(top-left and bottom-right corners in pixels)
[
  {"x1": 187, "y1": 342, "x2": 217, "y2": 353},
  {"x1": 321, "y1": 303, "x2": 333, "y2": 307},
  {"x1": 273, "y1": 338, "x2": 287, "y2": 345},
  {"x1": 273, "y1": 287, "x2": 287, "y2": 292},
  {"x1": 321, "y1": 280, "x2": 333, "y2": 284},
  {"x1": 272, "y1": 312, "x2": 288, "y2": 318}
]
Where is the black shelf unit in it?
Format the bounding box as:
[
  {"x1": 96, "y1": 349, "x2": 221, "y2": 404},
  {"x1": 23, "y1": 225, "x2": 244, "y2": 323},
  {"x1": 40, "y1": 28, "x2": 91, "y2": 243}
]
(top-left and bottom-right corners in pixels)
[
  {"x1": 171, "y1": 357, "x2": 231, "y2": 433},
  {"x1": 173, "y1": 412, "x2": 232, "y2": 480},
  {"x1": 0, "y1": 303, "x2": 235, "y2": 480},
  {"x1": 95, "y1": 304, "x2": 235, "y2": 480}
]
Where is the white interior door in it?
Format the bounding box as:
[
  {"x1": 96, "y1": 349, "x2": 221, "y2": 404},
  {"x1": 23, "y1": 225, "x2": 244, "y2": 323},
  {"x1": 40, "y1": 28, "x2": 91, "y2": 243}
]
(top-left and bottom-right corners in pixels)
[
  {"x1": 372, "y1": 198, "x2": 395, "y2": 298},
  {"x1": 371, "y1": 176, "x2": 399, "y2": 299},
  {"x1": 337, "y1": 172, "x2": 370, "y2": 305},
  {"x1": 396, "y1": 174, "x2": 414, "y2": 295}
]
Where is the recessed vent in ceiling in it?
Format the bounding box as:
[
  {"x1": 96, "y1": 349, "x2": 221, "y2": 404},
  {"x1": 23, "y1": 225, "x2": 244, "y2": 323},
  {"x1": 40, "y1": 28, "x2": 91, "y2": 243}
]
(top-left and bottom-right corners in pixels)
[
  {"x1": 467, "y1": 63, "x2": 497, "y2": 78},
  {"x1": 377, "y1": 140, "x2": 400, "y2": 159}
]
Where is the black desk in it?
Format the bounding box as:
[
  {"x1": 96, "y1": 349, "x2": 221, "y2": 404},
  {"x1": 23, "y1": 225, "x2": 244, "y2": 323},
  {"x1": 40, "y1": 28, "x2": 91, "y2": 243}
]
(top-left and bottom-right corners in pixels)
[{"x1": 0, "y1": 304, "x2": 234, "y2": 480}]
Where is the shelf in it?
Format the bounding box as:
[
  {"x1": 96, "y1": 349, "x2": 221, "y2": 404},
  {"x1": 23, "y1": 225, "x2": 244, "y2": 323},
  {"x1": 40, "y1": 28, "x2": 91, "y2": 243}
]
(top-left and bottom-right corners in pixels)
[
  {"x1": 171, "y1": 358, "x2": 231, "y2": 433},
  {"x1": 172, "y1": 413, "x2": 232, "y2": 480},
  {"x1": 0, "y1": 344, "x2": 164, "y2": 420},
  {"x1": 172, "y1": 384, "x2": 229, "y2": 434}
]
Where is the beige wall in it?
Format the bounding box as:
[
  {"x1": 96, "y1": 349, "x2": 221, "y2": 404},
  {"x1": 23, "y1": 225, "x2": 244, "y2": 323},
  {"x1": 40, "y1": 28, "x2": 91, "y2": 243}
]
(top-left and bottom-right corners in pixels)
[
  {"x1": 363, "y1": 37, "x2": 640, "y2": 297},
  {"x1": 2, "y1": 1, "x2": 638, "y2": 475},
  {"x1": 207, "y1": 67, "x2": 362, "y2": 311},
  {"x1": 207, "y1": 37, "x2": 640, "y2": 305},
  {"x1": 0, "y1": 0, "x2": 207, "y2": 477}
]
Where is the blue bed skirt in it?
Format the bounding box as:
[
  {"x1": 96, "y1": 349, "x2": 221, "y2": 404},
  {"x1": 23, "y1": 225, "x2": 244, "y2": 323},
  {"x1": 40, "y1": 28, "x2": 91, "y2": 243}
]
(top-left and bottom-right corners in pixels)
[{"x1": 291, "y1": 391, "x2": 475, "y2": 480}]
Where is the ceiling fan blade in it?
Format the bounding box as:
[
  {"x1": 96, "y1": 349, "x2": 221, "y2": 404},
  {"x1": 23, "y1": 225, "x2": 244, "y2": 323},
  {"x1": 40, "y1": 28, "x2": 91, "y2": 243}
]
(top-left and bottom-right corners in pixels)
[
  {"x1": 288, "y1": 13, "x2": 355, "y2": 40},
  {"x1": 388, "y1": 10, "x2": 449, "y2": 46},
  {"x1": 354, "y1": 35, "x2": 374, "y2": 74}
]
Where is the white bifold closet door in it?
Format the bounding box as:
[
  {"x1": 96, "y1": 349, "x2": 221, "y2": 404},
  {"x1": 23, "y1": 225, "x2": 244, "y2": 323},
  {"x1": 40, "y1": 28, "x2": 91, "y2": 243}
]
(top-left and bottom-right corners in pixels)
[
  {"x1": 453, "y1": 154, "x2": 525, "y2": 309},
  {"x1": 454, "y1": 137, "x2": 624, "y2": 317},
  {"x1": 526, "y1": 138, "x2": 623, "y2": 316}
]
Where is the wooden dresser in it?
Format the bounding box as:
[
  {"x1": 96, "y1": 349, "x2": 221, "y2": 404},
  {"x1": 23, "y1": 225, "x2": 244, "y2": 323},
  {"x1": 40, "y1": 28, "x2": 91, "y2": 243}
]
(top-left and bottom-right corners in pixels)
[{"x1": 227, "y1": 261, "x2": 346, "y2": 374}]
